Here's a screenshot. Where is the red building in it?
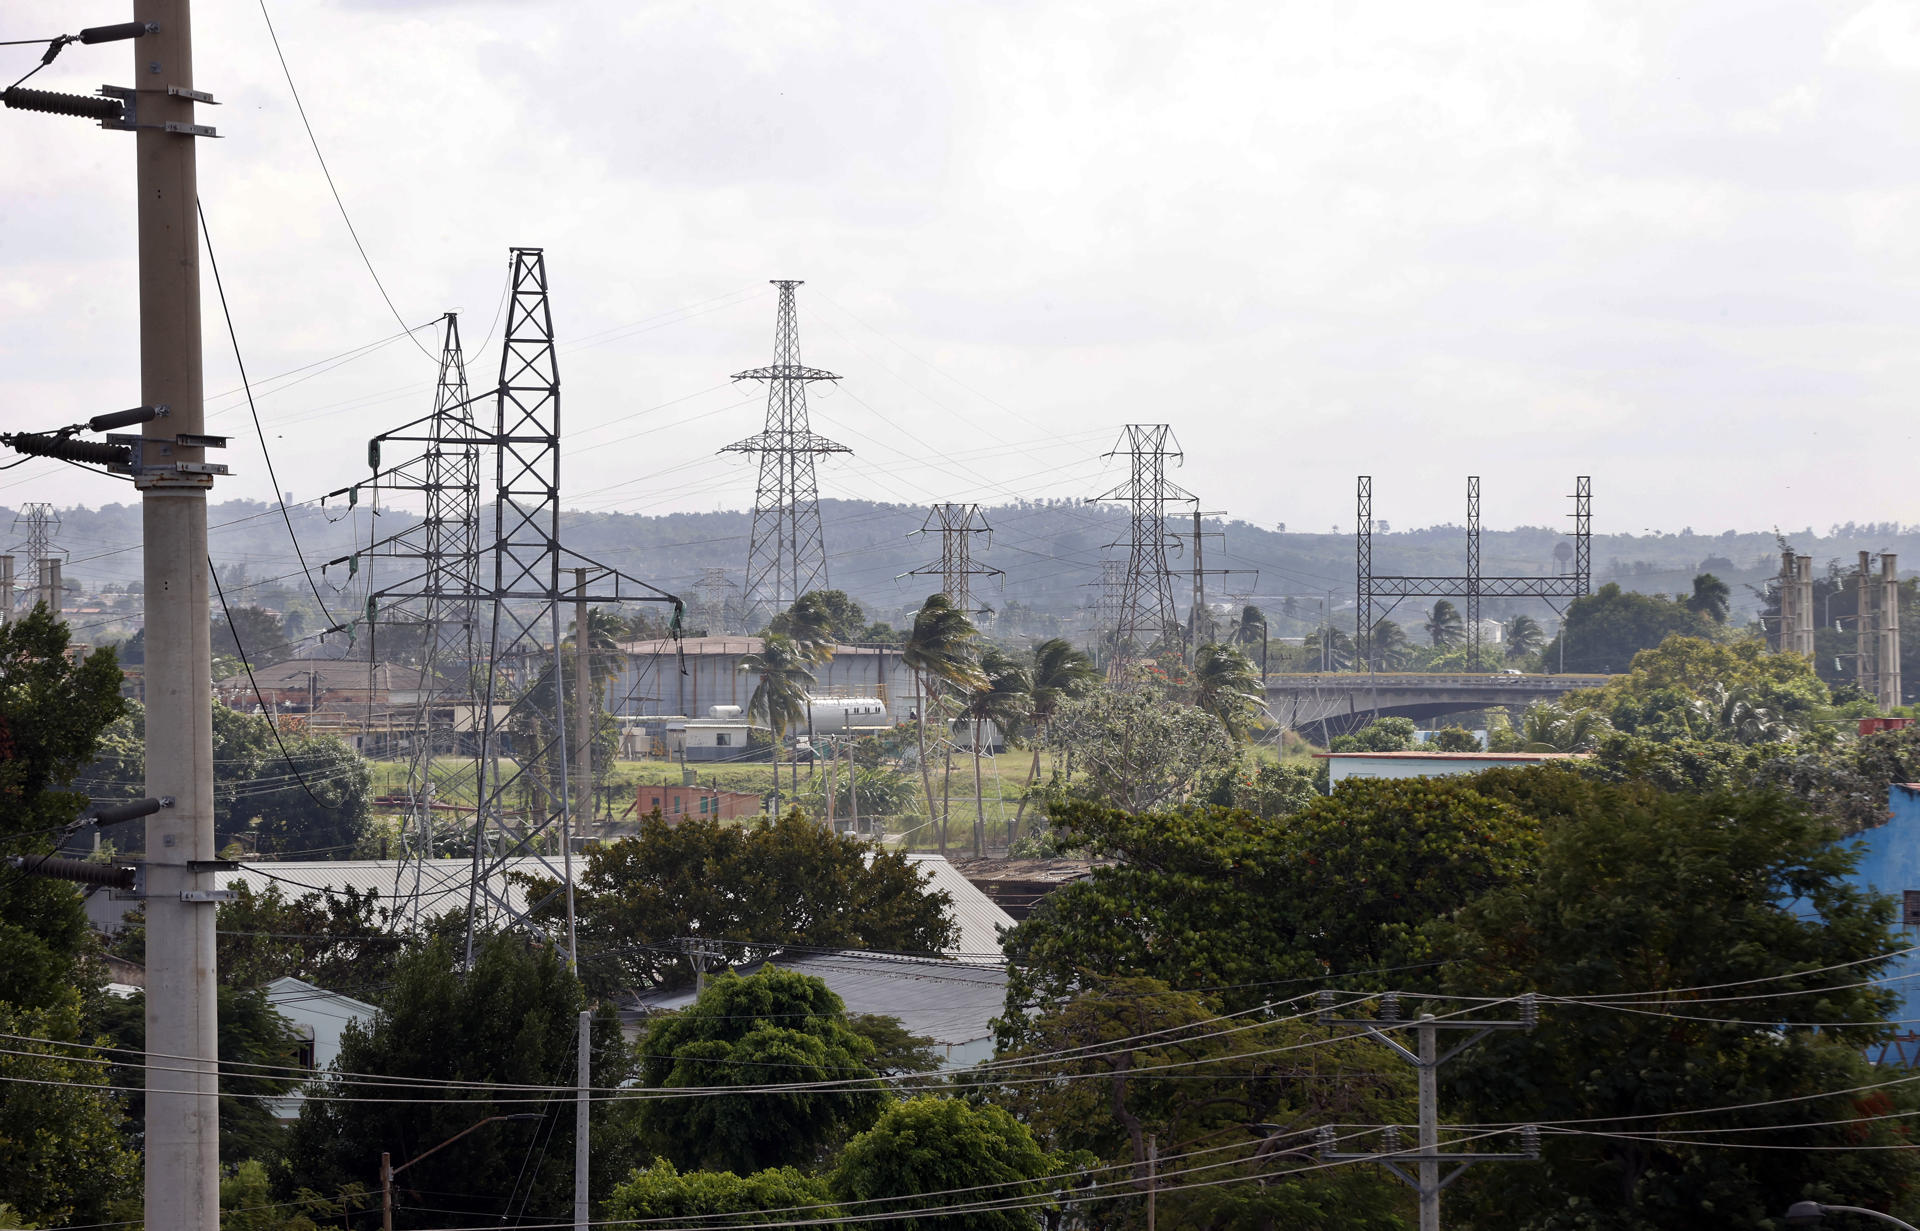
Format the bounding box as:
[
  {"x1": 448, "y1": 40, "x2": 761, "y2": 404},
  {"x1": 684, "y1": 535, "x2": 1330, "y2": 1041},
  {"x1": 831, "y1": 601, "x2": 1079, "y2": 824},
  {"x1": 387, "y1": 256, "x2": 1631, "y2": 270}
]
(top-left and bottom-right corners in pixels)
[{"x1": 637, "y1": 782, "x2": 763, "y2": 821}]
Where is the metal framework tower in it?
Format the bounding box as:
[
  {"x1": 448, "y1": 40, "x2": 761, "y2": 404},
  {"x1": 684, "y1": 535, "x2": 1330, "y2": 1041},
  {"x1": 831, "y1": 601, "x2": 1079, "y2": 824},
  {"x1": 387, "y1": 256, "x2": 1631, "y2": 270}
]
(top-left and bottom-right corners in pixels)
[
  {"x1": 1356, "y1": 476, "x2": 1592, "y2": 669},
  {"x1": 10, "y1": 502, "x2": 62, "y2": 614},
  {"x1": 341, "y1": 249, "x2": 681, "y2": 967},
  {"x1": 692, "y1": 567, "x2": 737, "y2": 635},
  {"x1": 1089, "y1": 425, "x2": 1192, "y2": 686},
  {"x1": 721, "y1": 281, "x2": 850, "y2": 625},
  {"x1": 337, "y1": 314, "x2": 484, "y2": 921},
  {"x1": 903, "y1": 503, "x2": 1002, "y2": 614}
]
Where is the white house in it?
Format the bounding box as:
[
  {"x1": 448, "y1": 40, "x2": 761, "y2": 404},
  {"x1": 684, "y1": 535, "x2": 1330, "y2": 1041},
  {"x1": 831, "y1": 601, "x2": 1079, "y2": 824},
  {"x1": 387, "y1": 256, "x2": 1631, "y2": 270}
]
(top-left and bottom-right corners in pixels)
[{"x1": 262, "y1": 976, "x2": 377, "y2": 1119}]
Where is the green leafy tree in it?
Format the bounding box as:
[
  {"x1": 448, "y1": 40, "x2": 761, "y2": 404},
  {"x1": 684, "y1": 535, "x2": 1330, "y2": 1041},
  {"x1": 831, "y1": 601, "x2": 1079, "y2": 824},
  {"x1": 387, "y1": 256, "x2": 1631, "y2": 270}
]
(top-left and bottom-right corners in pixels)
[
  {"x1": 830, "y1": 1096, "x2": 1060, "y2": 1231},
  {"x1": 1012, "y1": 638, "x2": 1099, "y2": 836},
  {"x1": 1424, "y1": 599, "x2": 1465, "y2": 648},
  {"x1": 553, "y1": 810, "x2": 956, "y2": 999},
  {"x1": 1191, "y1": 642, "x2": 1265, "y2": 740},
  {"x1": 1200, "y1": 758, "x2": 1321, "y2": 819},
  {"x1": 1437, "y1": 770, "x2": 1920, "y2": 1230},
  {"x1": 768, "y1": 589, "x2": 868, "y2": 647},
  {"x1": 1328, "y1": 715, "x2": 1417, "y2": 752},
  {"x1": 95, "y1": 984, "x2": 306, "y2": 1167},
  {"x1": 987, "y1": 978, "x2": 1410, "y2": 1231},
  {"x1": 112, "y1": 880, "x2": 411, "y2": 1003},
  {"x1": 1427, "y1": 726, "x2": 1482, "y2": 751},
  {"x1": 606, "y1": 1159, "x2": 838, "y2": 1226},
  {"x1": 903, "y1": 595, "x2": 987, "y2": 847},
  {"x1": 637, "y1": 968, "x2": 886, "y2": 1173},
  {"x1": 1518, "y1": 701, "x2": 1612, "y2": 752},
  {"x1": 1684, "y1": 571, "x2": 1731, "y2": 623},
  {"x1": 0, "y1": 610, "x2": 139, "y2": 1225},
  {"x1": 282, "y1": 934, "x2": 639, "y2": 1224},
  {"x1": 739, "y1": 633, "x2": 815, "y2": 808},
  {"x1": 1048, "y1": 690, "x2": 1235, "y2": 814},
  {"x1": 1540, "y1": 583, "x2": 1713, "y2": 674},
  {"x1": 1562, "y1": 634, "x2": 1828, "y2": 741},
  {"x1": 213, "y1": 604, "x2": 292, "y2": 666}
]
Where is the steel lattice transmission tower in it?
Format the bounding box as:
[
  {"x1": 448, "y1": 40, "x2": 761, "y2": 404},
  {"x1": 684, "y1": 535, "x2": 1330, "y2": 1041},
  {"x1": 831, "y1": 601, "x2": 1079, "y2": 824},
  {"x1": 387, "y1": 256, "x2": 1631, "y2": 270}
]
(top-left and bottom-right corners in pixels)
[
  {"x1": 692, "y1": 567, "x2": 738, "y2": 635},
  {"x1": 9, "y1": 502, "x2": 63, "y2": 616},
  {"x1": 346, "y1": 314, "x2": 484, "y2": 920},
  {"x1": 903, "y1": 503, "x2": 1002, "y2": 615},
  {"x1": 721, "y1": 281, "x2": 850, "y2": 625},
  {"x1": 1089, "y1": 425, "x2": 1191, "y2": 686}
]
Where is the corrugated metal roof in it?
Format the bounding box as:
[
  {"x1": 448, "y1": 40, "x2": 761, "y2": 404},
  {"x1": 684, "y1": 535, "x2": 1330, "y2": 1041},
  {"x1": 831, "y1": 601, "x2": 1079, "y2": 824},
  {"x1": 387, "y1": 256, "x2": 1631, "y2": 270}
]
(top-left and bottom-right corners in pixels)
[{"x1": 904, "y1": 854, "x2": 1014, "y2": 960}]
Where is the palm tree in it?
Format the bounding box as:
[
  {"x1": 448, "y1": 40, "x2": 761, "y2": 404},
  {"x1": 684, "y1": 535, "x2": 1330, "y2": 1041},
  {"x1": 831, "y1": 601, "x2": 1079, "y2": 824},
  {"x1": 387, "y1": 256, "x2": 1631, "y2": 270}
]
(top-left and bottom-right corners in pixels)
[
  {"x1": 1305, "y1": 627, "x2": 1357, "y2": 671},
  {"x1": 1368, "y1": 618, "x2": 1412, "y2": 671},
  {"x1": 1424, "y1": 600, "x2": 1465, "y2": 648},
  {"x1": 959, "y1": 647, "x2": 1030, "y2": 857},
  {"x1": 1519, "y1": 702, "x2": 1611, "y2": 752},
  {"x1": 1686, "y1": 573, "x2": 1731, "y2": 624},
  {"x1": 738, "y1": 634, "x2": 814, "y2": 814},
  {"x1": 1192, "y1": 642, "x2": 1265, "y2": 740},
  {"x1": 1013, "y1": 638, "x2": 1099, "y2": 835},
  {"x1": 769, "y1": 592, "x2": 840, "y2": 664},
  {"x1": 902, "y1": 595, "x2": 987, "y2": 852},
  {"x1": 1503, "y1": 614, "x2": 1546, "y2": 660},
  {"x1": 1230, "y1": 604, "x2": 1269, "y2": 677}
]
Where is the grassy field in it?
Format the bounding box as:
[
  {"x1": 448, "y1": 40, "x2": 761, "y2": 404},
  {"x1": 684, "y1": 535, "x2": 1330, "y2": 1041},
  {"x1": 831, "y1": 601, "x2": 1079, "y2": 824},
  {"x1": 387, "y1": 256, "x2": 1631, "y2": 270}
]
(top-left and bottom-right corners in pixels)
[{"x1": 364, "y1": 748, "x2": 1052, "y2": 851}]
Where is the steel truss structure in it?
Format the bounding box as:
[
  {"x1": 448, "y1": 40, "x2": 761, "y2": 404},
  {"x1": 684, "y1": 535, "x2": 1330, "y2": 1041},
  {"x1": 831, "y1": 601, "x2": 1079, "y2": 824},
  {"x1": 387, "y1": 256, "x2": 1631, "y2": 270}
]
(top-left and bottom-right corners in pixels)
[
  {"x1": 902, "y1": 503, "x2": 1001, "y2": 615},
  {"x1": 721, "y1": 280, "x2": 850, "y2": 626},
  {"x1": 1089, "y1": 424, "x2": 1191, "y2": 687},
  {"x1": 9, "y1": 502, "x2": 62, "y2": 616},
  {"x1": 337, "y1": 249, "x2": 681, "y2": 967},
  {"x1": 1356, "y1": 475, "x2": 1591, "y2": 668}
]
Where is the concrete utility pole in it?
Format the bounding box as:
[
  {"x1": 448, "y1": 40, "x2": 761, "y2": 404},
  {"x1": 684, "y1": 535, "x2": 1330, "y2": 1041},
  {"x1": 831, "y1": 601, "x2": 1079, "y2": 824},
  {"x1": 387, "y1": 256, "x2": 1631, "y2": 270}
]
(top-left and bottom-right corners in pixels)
[
  {"x1": 574, "y1": 1008, "x2": 591, "y2": 1231},
  {"x1": 136, "y1": 3, "x2": 221, "y2": 1228},
  {"x1": 0, "y1": 555, "x2": 12, "y2": 623},
  {"x1": 1317, "y1": 996, "x2": 1540, "y2": 1231}
]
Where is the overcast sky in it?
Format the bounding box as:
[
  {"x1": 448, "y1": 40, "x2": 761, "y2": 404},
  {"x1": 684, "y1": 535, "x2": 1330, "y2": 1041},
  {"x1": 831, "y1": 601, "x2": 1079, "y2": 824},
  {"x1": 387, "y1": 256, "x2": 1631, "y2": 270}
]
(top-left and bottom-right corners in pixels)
[{"x1": 4, "y1": 0, "x2": 1919, "y2": 542}]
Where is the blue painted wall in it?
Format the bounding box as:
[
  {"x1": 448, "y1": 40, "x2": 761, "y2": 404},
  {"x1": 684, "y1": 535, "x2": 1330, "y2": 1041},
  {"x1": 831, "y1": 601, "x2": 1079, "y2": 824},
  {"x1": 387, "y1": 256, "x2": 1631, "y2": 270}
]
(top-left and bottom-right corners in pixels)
[{"x1": 1832, "y1": 786, "x2": 1920, "y2": 1055}]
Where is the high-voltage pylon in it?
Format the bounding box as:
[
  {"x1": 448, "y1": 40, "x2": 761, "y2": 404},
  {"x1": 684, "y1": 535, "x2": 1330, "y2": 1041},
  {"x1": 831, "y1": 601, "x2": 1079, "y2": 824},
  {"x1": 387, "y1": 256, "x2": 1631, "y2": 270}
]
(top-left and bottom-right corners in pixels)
[
  {"x1": 692, "y1": 567, "x2": 738, "y2": 635},
  {"x1": 1088, "y1": 425, "x2": 1191, "y2": 686},
  {"x1": 9, "y1": 502, "x2": 63, "y2": 615},
  {"x1": 331, "y1": 314, "x2": 484, "y2": 923},
  {"x1": 340, "y1": 249, "x2": 682, "y2": 969},
  {"x1": 1356, "y1": 475, "x2": 1591, "y2": 670},
  {"x1": 902, "y1": 503, "x2": 1002, "y2": 615},
  {"x1": 720, "y1": 281, "x2": 850, "y2": 626}
]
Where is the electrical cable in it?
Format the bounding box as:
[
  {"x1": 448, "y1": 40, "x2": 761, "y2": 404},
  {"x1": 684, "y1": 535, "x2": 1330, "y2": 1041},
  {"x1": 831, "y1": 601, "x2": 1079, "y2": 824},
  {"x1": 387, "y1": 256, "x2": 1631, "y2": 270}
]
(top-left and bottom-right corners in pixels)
[
  {"x1": 253, "y1": 1, "x2": 434, "y2": 359},
  {"x1": 209, "y1": 557, "x2": 335, "y2": 812},
  {"x1": 198, "y1": 198, "x2": 341, "y2": 628}
]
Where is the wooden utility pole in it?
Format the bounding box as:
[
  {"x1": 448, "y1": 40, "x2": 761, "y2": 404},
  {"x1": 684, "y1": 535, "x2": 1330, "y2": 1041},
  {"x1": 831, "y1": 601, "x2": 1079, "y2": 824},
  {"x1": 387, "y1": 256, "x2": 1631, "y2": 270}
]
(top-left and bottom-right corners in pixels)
[{"x1": 136, "y1": 3, "x2": 222, "y2": 1227}]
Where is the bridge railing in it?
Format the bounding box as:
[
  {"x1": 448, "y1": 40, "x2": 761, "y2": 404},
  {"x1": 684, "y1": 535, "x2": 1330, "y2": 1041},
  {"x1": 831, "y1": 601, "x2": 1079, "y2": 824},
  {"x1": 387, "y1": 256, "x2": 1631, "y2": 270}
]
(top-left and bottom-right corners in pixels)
[{"x1": 1262, "y1": 672, "x2": 1612, "y2": 690}]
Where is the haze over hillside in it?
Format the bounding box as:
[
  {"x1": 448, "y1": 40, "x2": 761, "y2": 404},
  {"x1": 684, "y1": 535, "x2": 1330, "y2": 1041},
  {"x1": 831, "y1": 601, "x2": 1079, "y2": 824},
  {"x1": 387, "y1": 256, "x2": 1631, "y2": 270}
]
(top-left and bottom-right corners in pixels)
[{"x1": 16, "y1": 498, "x2": 1914, "y2": 644}]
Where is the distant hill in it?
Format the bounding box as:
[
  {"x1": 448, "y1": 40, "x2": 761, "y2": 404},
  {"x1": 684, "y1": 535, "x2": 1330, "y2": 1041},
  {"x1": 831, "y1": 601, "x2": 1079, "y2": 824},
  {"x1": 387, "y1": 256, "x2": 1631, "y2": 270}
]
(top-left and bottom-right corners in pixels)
[{"x1": 12, "y1": 497, "x2": 1916, "y2": 644}]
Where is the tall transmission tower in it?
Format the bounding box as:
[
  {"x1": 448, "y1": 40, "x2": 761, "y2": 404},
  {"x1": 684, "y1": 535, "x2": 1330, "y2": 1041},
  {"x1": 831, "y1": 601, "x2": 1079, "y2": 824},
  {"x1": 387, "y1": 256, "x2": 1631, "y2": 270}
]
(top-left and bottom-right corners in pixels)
[
  {"x1": 721, "y1": 281, "x2": 850, "y2": 626},
  {"x1": 342, "y1": 250, "x2": 683, "y2": 968},
  {"x1": 10, "y1": 502, "x2": 62, "y2": 614},
  {"x1": 692, "y1": 567, "x2": 738, "y2": 635},
  {"x1": 902, "y1": 503, "x2": 1002, "y2": 615},
  {"x1": 1089, "y1": 425, "x2": 1191, "y2": 686},
  {"x1": 342, "y1": 314, "x2": 483, "y2": 922}
]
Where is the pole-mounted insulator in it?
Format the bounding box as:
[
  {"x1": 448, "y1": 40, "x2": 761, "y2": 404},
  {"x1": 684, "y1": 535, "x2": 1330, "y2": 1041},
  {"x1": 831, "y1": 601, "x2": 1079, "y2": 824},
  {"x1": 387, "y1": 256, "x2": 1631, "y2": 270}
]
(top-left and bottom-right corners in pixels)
[
  {"x1": 0, "y1": 432, "x2": 131, "y2": 468},
  {"x1": 1520, "y1": 1124, "x2": 1540, "y2": 1159},
  {"x1": 87, "y1": 797, "x2": 167, "y2": 825},
  {"x1": 78, "y1": 21, "x2": 158, "y2": 44},
  {"x1": 2, "y1": 86, "x2": 124, "y2": 123},
  {"x1": 88, "y1": 405, "x2": 165, "y2": 433},
  {"x1": 1379, "y1": 992, "x2": 1400, "y2": 1022},
  {"x1": 6, "y1": 854, "x2": 136, "y2": 891},
  {"x1": 1316, "y1": 988, "x2": 1335, "y2": 1026},
  {"x1": 1316, "y1": 1126, "x2": 1336, "y2": 1158},
  {"x1": 1519, "y1": 992, "x2": 1538, "y2": 1030}
]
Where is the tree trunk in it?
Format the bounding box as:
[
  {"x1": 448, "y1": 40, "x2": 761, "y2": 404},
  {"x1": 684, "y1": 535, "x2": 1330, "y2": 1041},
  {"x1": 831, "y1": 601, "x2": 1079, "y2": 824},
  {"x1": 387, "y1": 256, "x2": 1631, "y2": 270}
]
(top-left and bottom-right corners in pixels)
[
  {"x1": 940, "y1": 741, "x2": 954, "y2": 856},
  {"x1": 770, "y1": 728, "x2": 781, "y2": 817},
  {"x1": 973, "y1": 714, "x2": 986, "y2": 859},
  {"x1": 1012, "y1": 742, "x2": 1040, "y2": 846},
  {"x1": 915, "y1": 672, "x2": 938, "y2": 847}
]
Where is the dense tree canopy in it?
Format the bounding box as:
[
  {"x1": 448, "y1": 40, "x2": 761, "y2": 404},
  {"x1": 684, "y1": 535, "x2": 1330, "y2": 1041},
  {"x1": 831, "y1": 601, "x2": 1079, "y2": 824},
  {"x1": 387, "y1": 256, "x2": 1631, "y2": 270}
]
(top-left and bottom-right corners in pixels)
[
  {"x1": 1437, "y1": 770, "x2": 1919, "y2": 1229},
  {"x1": 830, "y1": 1096, "x2": 1060, "y2": 1231},
  {"x1": 552, "y1": 809, "x2": 957, "y2": 998},
  {"x1": 607, "y1": 1160, "x2": 838, "y2": 1226},
  {"x1": 283, "y1": 934, "x2": 639, "y2": 1225},
  {"x1": 1540, "y1": 582, "x2": 1716, "y2": 674},
  {"x1": 637, "y1": 968, "x2": 886, "y2": 1174},
  {"x1": 1047, "y1": 690, "x2": 1235, "y2": 814}
]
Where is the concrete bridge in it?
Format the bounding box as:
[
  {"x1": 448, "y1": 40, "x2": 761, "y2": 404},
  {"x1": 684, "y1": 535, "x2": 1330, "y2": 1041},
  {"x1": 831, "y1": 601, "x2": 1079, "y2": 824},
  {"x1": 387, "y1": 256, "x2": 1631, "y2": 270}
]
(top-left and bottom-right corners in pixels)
[{"x1": 1264, "y1": 672, "x2": 1614, "y2": 735}]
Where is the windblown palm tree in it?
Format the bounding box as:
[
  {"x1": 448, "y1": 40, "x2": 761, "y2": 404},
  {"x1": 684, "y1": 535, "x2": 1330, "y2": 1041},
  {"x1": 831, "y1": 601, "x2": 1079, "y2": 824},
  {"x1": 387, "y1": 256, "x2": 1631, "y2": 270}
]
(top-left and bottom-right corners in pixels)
[
  {"x1": 1686, "y1": 573, "x2": 1731, "y2": 624},
  {"x1": 739, "y1": 634, "x2": 814, "y2": 813},
  {"x1": 1013, "y1": 638, "x2": 1099, "y2": 835},
  {"x1": 769, "y1": 592, "x2": 840, "y2": 664},
  {"x1": 1424, "y1": 600, "x2": 1466, "y2": 648},
  {"x1": 1368, "y1": 618, "x2": 1412, "y2": 671},
  {"x1": 1503, "y1": 614, "x2": 1546, "y2": 660},
  {"x1": 959, "y1": 647, "x2": 1030, "y2": 857},
  {"x1": 903, "y1": 595, "x2": 987, "y2": 852},
  {"x1": 1192, "y1": 642, "x2": 1265, "y2": 740}
]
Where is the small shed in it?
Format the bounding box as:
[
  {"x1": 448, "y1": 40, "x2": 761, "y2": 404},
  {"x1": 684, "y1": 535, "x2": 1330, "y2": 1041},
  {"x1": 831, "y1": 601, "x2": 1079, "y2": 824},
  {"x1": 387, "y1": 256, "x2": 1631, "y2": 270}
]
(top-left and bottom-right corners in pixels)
[{"x1": 262, "y1": 976, "x2": 377, "y2": 1119}]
